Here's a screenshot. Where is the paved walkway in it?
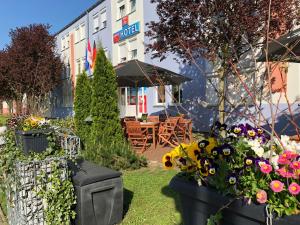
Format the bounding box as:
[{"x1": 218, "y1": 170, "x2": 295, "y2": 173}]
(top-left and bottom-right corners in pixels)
[{"x1": 142, "y1": 144, "x2": 173, "y2": 167}]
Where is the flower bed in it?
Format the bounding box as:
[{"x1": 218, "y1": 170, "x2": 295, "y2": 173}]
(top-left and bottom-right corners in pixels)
[{"x1": 163, "y1": 123, "x2": 300, "y2": 224}]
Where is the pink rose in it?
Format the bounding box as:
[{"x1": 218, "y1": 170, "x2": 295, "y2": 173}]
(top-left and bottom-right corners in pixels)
[{"x1": 256, "y1": 190, "x2": 267, "y2": 204}]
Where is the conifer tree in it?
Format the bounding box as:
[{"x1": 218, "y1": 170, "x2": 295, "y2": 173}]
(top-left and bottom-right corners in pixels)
[
  {"x1": 74, "y1": 72, "x2": 92, "y2": 142},
  {"x1": 90, "y1": 48, "x2": 124, "y2": 144}
]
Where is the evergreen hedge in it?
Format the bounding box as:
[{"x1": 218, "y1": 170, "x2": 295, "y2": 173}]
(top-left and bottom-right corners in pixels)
[
  {"x1": 74, "y1": 72, "x2": 92, "y2": 142},
  {"x1": 90, "y1": 48, "x2": 124, "y2": 144}
]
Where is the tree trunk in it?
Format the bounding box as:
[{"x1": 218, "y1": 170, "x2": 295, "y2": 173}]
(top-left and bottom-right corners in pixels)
[{"x1": 15, "y1": 98, "x2": 23, "y2": 115}]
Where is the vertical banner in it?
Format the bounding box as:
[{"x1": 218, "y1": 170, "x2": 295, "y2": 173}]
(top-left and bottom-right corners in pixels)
[
  {"x1": 138, "y1": 88, "x2": 148, "y2": 113},
  {"x1": 138, "y1": 87, "x2": 143, "y2": 113}
]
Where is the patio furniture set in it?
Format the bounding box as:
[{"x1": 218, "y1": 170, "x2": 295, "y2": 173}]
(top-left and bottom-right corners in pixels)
[{"x1": 122, "y1": 115, "x2": 192, "y2": 153}]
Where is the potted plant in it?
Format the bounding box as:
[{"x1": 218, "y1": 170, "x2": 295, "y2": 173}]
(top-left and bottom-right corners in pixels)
[
  {"x1": 14, "y1": 115, "x2": 53, "y2": 154},
  {"x1": 163, "y1": 123, "x2": 300, "y2": 225}
]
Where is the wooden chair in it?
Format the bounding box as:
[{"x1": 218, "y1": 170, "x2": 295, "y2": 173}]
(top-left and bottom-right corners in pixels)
[
  {"x1": 126, "y1": 121, "x2": 152, "y2": 153},
  {"x1": 176, "y1": 118, "x2": 192, "y2": 143},
  {"x1": 158, "y1": 118, "x2": 179, "y2": 147},
  {"x1": 147, "y1": 115, "x2": 159, "y2": 123}
]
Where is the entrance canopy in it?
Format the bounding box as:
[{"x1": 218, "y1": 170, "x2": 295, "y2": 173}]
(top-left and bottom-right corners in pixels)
[
  {"x1": 257, "y1": 28, "x2": 300, "y2": 62},
  {"x1": 114, "y1": 60, "x2": 191, "y2": 87}
]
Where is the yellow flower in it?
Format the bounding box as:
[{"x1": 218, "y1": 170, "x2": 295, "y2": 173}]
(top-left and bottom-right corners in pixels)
[
  {"x1": 205, "y1": 137, "x2": 217, "y2": 154},
  {"x1": 171, "y1": 143, "x2": 189, "y2": 158},
  {"x1": 162, "y1": 153, "x2": 174, "y2": 170},
  {"x1": 186, "y1": 142, "x2": 201, "y2": 161},
  {"x1": 30, "y1": 120, "x2": 38, "y2": 128}
]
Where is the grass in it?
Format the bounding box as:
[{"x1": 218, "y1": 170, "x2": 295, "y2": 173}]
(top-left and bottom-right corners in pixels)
[
  {"x1": 0, "y1": 114, "x2": 9, "y2": 126},
  {"x1": 121, "y1": 168, "x2": 182, "y2": 225}
]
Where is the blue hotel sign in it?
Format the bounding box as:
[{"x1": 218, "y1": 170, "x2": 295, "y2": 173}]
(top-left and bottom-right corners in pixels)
[{"x1": 113, "y1": 20, "x2": 140, "y2": 43}]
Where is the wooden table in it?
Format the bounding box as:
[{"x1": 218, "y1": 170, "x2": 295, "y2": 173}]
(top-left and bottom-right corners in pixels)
[{"x1": 140, "y1": 122, "x2": 160, "y2": 149}]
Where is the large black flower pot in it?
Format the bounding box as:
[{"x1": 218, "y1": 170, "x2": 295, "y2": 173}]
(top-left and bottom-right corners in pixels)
[
  {"x1": 169, "y1": 175, "x2": 300, "y2": 225},
  {"x1": 15, "y1": 129, "x2": 53, "y2": 155}
]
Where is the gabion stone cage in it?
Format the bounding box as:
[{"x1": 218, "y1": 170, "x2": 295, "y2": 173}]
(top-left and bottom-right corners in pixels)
[
  {"x1": 6, "y1": 133, "x2": 80, "y2": 225},
  {"x1": 57, "y1": 133, "x2": 81, "y2": 158},
  {"x1": 7, "y1": 157, "x2": 68, "y2": 225}
]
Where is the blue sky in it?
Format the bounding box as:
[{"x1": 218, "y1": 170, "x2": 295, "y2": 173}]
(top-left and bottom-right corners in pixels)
[{"x1": 0, "y1": 0, "x2": 96, "y2": 49}]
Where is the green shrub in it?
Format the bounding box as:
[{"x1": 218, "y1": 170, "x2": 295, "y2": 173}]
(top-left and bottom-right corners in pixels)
[
  {"x1": 74, "y1": 72, "x2": 92, "y2": 142},
  {"x1": 90, "y1": 48, "x2": 124, "y2": 144},
  {"x1": 82, "y1": 136, "x2": 147, "y2": 171},
  {"x1": 50, "y1": 117, "x2": 76, "y2": 132}
]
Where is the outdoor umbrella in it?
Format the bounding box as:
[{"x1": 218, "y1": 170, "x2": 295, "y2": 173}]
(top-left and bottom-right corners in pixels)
[
  {"x1": 257, "y1": 28, "x2": 300, "y2": 62},
  {"x1": 114, "y1": 60, "x2": 192, "y2": 117}
]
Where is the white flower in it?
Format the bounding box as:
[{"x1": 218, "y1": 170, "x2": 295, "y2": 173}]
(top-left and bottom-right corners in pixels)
[
  {"x1": 253, "y1": 146, "x2": 264, "y2": 157},
  {"x1": 247, "y1": 139, "x2": 264, "y2": 157},
  {"x1": 263, "y1": 150, "x2": 279, "y2": 169}
]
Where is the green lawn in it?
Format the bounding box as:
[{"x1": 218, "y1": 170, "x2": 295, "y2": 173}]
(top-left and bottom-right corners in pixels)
[
  {"x1": 0, "y1": 114, "x2": 9, "y2": 126},
  {"x1": 121, "y1": 168, "x2": 182, "y2": 225}
]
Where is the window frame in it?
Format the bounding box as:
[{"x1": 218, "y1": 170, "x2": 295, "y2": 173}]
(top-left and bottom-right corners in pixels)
[
  {"x1": 171, "y1": 85, "x2": 183, "y2": 105},
  {"x1": 100, "y1": 10, "x2": 107, "y2": 29},
  {"x1": 75, "y1": 26, "x2": 80, "y2": 43},
  {"x1": 66, "y1": 34, "x2": 70, "y2": 49},
  {"x1": 155, "y1": 85, "x2": 166, "y2": 105},
  {"x1": 130, "y1": 0, "x2": 136, "y2": 12},
  {"x1": 119, "y1": 43, "x2": 128, "y2": 63},
  {"x1": 119, "y1": 4, "x2": 126, "y2": 19},
  {"x1": 93, "y1": 13, "x2": 100, "y2": 33},
  {"x1": 80, "y1": 23, "x2": 86, "y2": 40}
]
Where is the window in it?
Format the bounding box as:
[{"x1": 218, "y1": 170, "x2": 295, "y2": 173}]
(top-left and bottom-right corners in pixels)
[
  {"x1": 119, "y1": 4, "x2": 126, "y2": 19},
  {"x1": 119, "y1": 44, "x2": 127, "y2": 63},
  {"x1": 269, "y1": 62, "x2": 288, "y2": 93},
  {"x1": 81, "y1": 58, "x2": 85, "y2": 73},
  {"x1": 130, "y1": 49, "x2": 137, "y2": 59},
  {"x1": 100, "y1": 11, "x2": 107, "y2": 29},
  {"x1": 156, "y1": 86, "x2": 166, "y2": 104},
  {"x1": 80, "y1": 23, "x2": 85, "y2": 40},
  {"x1": 172, "y1": 85, "x2": 183, "y2": 103},
  {"x1": 130, "y1": 0, "x2": 136, "y2": 12},
  {"x1": 120, "y1": 88, "x2": 126, "y2": 105},
  {"x1": 129, "y1": 39, "x2": 138, "y2": 59},
  {"x1": 75, "y1": 26, "x2": 80, "y2": 43},
  {"x1": 76, "y1": 59, "x2": 81, "y2": 75},
  {"x1": 93, "y1": 14, "x2": 99, "y2": 32},
  {"x1": 61, "y1": 37, "x2": 65, "y2": 50},
  {"x1": 66, "y1": 34, "x2": 70, "y2": 48},
  {"x1": 127, "y1": 88, "x2": 137, "y2": 105}
]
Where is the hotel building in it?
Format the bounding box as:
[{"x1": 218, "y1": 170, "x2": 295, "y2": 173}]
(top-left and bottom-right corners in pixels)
[{"x1": 52, "y1": 0, "x2": 204, "y2": 126}]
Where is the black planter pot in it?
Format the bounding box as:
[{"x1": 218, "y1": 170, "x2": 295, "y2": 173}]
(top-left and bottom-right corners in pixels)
[
  {"x1": 15, "y1": 129, "x2": 53, "y2": 155},
  {"x1": 169, "y1": 175, "x2": 300, "y2": 225}
]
